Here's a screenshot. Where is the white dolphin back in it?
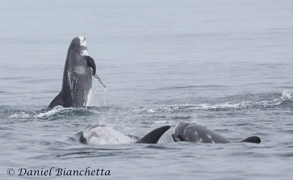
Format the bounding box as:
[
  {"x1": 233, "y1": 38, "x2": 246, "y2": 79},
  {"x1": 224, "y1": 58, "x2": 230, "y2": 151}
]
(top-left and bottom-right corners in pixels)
[{"x1": 83, "y1": 124, "x2": 135, "y2": 145}]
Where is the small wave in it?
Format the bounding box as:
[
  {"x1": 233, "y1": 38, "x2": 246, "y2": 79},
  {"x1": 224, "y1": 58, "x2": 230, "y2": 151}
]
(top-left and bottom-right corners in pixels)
[
  {"x1": 5, "y1": 90, "x2": 293, "y2": 121},
  {"x1": 158, "y1": 85, "x2": 229, "y2": 90},
  {"x1": 199, "y1": 102, "x2": 239, "y2": 110},
  {"x1": 8, "y1": 107, "x2": 68, "y2": 119},
  {"x1": 136, "y1": 90, "x2": 292, "y2": 113},
  {"x1": 8, "y1": 112, "x2": 33, "y2": 119},
  {"x1": 35, "y1": 107, "x2": 102, "y2": 120},
  {"x1": 198, "y1": 99, "x2": 283, "y2": 110},
  {"x1": 154, "y1": 120, "x2": 168, "y2": 124},
  {"x1": 35, "y1": 107, "x2": 66, "y2": 118},
  {"x1": 7, "y1": 106, "x2": 102, "y2": 120},
  {"x1": 198, "y1": 91, "x2": 292, "y2": 110}
]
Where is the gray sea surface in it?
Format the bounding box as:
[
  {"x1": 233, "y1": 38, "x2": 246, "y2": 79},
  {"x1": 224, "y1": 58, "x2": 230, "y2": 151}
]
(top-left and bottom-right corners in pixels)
[{"x1": 1, "y1": 0, "x2": 293, "y2": 179}]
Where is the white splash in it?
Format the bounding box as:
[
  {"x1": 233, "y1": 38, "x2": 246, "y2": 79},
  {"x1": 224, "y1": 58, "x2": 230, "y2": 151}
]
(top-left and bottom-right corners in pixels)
[
  {"x1": 147, "y1": 109, "x2": 156, "y2": 113},
  {"x1": 103, "y1": 88, "x2": 107, "y2": 107},
  {"x1": 281, "y1": 90, "x2": 293, "y2": 101},
  {"x1": 35, "y1": 106, "x2": 64, "y2": 118},
  {"x1": 86, "y1": 88, "x2": 93, "y2": 107},
  {"x1": 8, "y1": 112, "x2": 31, "y2": 119},
  {"x1": 154, "y1": 120, "x2": 168, "y2": 124}
]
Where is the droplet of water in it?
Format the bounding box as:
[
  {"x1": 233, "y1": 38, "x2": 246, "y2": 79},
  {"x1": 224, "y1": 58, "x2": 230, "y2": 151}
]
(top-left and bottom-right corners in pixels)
[{"x1": 103, "y1": 88, "x2": 108, "y2": 107}]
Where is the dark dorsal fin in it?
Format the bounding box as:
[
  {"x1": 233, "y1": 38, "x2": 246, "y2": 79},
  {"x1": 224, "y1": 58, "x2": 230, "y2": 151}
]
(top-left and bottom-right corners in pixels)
[
  {"x1": 136, "y1": 126, "x2": 171, "y2": 144},
  {"x1": 86, "y1": 56, "x2": 96, "y2": 75},
  {"x1": 241, "y1": 136, "x2": 261, "y2": 144},
  {"x1": 48, "y1": 92, "x2": 64, "y2": 109}
]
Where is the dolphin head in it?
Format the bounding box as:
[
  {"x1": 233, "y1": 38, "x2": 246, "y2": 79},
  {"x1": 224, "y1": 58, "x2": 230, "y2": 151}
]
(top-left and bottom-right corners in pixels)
[{"x1": 68, "y1": 36, "x2": 89, "y2": 57}]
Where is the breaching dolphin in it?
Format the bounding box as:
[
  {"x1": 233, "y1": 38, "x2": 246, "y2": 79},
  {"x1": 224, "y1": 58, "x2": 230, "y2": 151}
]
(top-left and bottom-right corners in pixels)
[
  {"x1": 49, "y1": 36, "x2": 106, "y2": 108},
  {"x1": 173, "y1": 122, "x2": 261, "y2": 144}
]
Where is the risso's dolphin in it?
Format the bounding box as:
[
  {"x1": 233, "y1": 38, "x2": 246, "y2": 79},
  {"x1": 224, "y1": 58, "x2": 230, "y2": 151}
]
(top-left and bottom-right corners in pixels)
[
  {"x1": 77, "y1": 124, "x2": 171, "y2": 145},
  {"x1": 173, "y1": 122, "x2": 261, "y2": 144},
  {"x1": 49, "y1": 36, "x2": 106, "y2": 109}
]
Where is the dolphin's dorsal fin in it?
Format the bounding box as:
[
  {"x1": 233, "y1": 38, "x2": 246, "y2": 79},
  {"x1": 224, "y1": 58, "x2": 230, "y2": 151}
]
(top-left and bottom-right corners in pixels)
[
  {"x1": 240, "y1": 136, "x2": 261, "y2": 144},
  {"x1": 136, "y1": 126, "x2": 170, "y2": 144},
  {"x1": 48, "y1": 92, "x2": 64, "y2": 109}
]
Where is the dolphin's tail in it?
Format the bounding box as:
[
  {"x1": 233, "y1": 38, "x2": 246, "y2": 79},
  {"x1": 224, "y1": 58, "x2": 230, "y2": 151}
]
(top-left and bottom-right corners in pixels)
[
  {"x1": 240, "y1": 136, "x2": 261, "y2": 144},
  {"x1": 136, "y1": 126, "x2": 171, "y2": 144}
]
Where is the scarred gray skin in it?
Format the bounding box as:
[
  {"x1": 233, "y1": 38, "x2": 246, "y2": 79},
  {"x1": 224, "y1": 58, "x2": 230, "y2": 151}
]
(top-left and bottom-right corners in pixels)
[
  {"x1": 49, "y1": 36, "x2": 97, "y2": 108},
  {"x1": 174, "y1": 122, "x2": 231, "y2": 143},
  {"x1": 173, "y1": 122, "x2": 261, "y2": 144}
]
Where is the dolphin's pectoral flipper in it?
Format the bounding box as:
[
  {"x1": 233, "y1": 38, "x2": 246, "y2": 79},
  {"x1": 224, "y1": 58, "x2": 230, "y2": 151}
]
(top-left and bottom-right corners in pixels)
[
  {"x1": 136, "y1": 126, "x2": 171, "y2": 144},
  {"x1": 48, "y1": 92, "x2": 64, "y2": 109},
  {"x1": 240, "y1": 136, "x2": 261, "y2": 144},
  {"x1": 86, "y1": 56, "x2": 107, "y2": 88},
  {"x1": 86, "y1": 56, "x2": 96, "y2": 75}
]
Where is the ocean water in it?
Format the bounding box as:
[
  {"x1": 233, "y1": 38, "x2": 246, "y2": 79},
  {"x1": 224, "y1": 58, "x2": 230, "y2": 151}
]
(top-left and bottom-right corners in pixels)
[{"x1": 1, "y1": 0, "x2": 293, "y2": 179}]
